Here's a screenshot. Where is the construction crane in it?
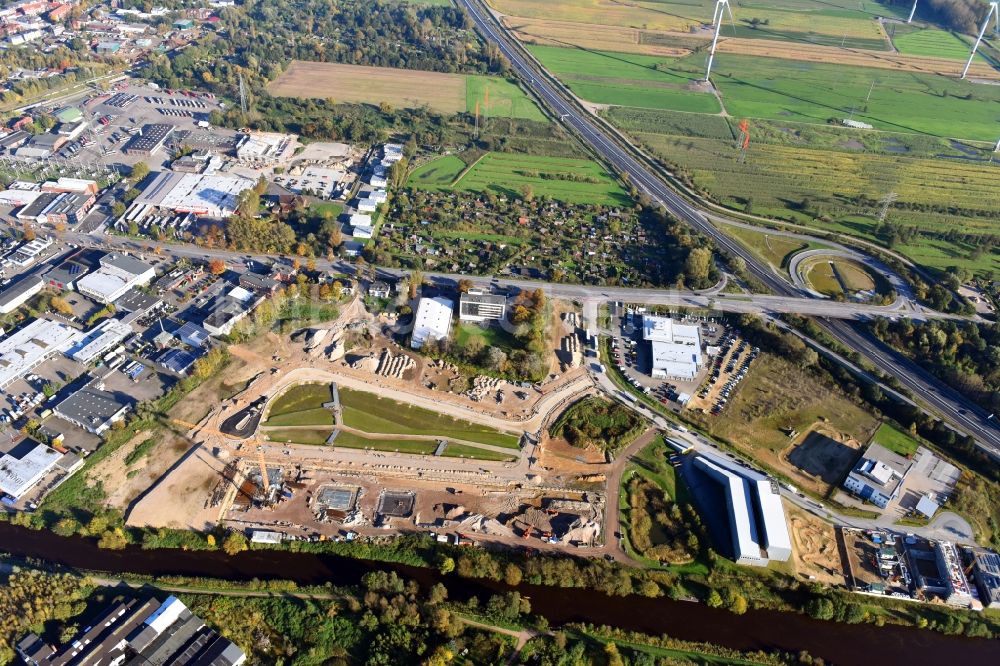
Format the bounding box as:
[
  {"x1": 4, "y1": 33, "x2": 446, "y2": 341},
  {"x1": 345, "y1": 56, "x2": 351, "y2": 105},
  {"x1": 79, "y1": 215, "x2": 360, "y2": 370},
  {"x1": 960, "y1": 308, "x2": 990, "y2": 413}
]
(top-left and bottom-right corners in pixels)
[{"x1": 171, "y1": 418, "x2": 271, "y2": 494}]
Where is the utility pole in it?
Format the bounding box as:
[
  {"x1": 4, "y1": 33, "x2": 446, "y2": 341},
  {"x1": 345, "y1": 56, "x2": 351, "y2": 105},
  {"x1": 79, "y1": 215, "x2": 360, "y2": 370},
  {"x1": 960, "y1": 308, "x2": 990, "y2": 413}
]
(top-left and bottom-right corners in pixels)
[
  {"x1": 961, "y1": 2, "x2": 999, "y2": 79},
  {"x1": 907, "y1": 0, "x2": 918, "y2": 23},
  {"x1": 877, "y1": 192, "x2": 897, "y2": 226},
  {"x1": 704, "y1": 0, "x2": 734, "y2": 83}
]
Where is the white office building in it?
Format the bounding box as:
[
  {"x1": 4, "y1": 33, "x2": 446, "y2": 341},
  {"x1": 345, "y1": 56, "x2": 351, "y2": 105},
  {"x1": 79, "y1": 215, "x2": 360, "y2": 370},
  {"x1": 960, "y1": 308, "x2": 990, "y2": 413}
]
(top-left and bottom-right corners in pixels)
[
  {"x1": 842, "y1": 443, "x2": 912, "y2": 508},
  {"x1": 411, "y1": 297, "x2": 454, "y2": 350},
  {"x1": 64, "y1": 318, "x2": 132, "y2": 365},
  {"x1": 642, "y1": 315, "x2": 703, "y2": 380},
  {"x1": 76, "y1": 254, "x2": 155, "y2": 304},
  {"x1": 0, "y1": 441, "x2": 63, "y2": 500}
]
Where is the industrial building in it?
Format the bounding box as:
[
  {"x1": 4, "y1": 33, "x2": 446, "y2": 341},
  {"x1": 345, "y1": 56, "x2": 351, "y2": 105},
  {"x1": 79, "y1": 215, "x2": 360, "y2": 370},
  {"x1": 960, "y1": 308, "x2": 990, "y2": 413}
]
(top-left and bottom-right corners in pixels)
[
  {"x1": 199, "y1": 286, "x2": 259, "y2": 337},
  {"x1": 123, "y1": 123, "x2": 174, "y2": 156},
  {"x1": 970, "y1": 549, "x2": 1000, "y2": 609},
  {"x1": 0, "y1": 275, "x2": 43, "y2": 314},
  {"x1": 132, "y1": 171, "x2": 256, "y2": 218},
  {"x1": 16, "y1": 191, "x2": 95, "y2": 225},
  {"x1": 459, "y1": 290, "x2": 506, "y2": 322},
  {"x1": 842, "y1": 443, "x2": 912, "y2": 509},
  {"x1": 16, "y1": 595, "x2": 246, "y2": 666},
  {"x1": 54, "y1": 382, "x2": 131, "y2": 435},
  {"x1": 0, "y1": 440, "x2": 63, "y2": 500},
  {"x1": 691, "y1": 451, "x2": 792, "y2": 566},
  {"x1": 4, "y1": 236, "x2": 53, "y2": 267},
  {"x1": 642, "y1": 315, "x2": 703, "y2": 380},
  {"x1": 76, "y1": 253, "x2": 155, "y2": 304},
  {"x1": 410, "y1": 297, "x2": 454, "y2": 350},
  {"x1": 0, "y1": 318, "x2": 80, "y2": 390},
  {"x1": 64, "y1": 318, "x2": 133, "y2": 365}
]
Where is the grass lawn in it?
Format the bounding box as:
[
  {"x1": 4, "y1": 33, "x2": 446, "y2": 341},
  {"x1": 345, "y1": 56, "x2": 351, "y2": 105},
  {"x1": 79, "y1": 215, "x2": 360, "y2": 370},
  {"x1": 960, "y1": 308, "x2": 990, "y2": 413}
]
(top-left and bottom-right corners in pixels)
[
  {"x1": 408, "y1": 155, "x2": 468, "y2": 188},
  {"x1": 727, "y1": 225, "x2": 816, "y2": 271},
  {"x1": 454, "y1": 323, "x2": 519, "y2": 354},
  {"x1": 466, "y1": 75, "x2": 546, "y2": 121},
  {"x1": 266, "y1": 428, "x2": 333, "y2": 446},
  {"x1": 332, "y1": 430, "x2": 440, "y2": 454},
  {"x1": 443, "y1": 442, "x2": 517, "y2": 462},
  {"x1": 892, "y1": 27, "x2": 976, "y2": 61},
  {"x1": 805, "y1": 260, "x2": 844, "y2": 296},
  {"x1": 264, "y1": 407, "x2": 334, "y2": 427},
  {"x1": 527, "y1": 45, "x2": 721, "y2": 114},
  {"x1": 267, "y1": 383, "x2": 332, "y2": 418},
  {"x1": 339, "y1": 387, "x2": 521, "y2": 448},
  {"x1": 871, "y1": 423, "x2": 920, "y2": 457},
  {"x1": 309, "y1": 201, "x2": 344, "y2": 219}
]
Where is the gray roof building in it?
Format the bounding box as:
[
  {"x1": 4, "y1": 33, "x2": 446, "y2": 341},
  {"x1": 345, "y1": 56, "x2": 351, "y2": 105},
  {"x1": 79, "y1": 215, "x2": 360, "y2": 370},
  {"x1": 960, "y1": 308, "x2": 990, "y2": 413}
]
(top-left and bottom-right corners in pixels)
[{"x1": 54, "y1": 383, "x2": 131, "y2": 435}]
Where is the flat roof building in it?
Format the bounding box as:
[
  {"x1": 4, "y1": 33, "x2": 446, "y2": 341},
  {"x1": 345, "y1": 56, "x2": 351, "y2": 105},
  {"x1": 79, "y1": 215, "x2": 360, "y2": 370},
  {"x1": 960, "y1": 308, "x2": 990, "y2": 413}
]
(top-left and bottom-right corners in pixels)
[
  {"x1": 134, "y1": 172, "x2": 255, "y2": 218},
  {"x1": 691, "y1": 451, "x2": 791, "y2": 566},
  {"x1": 843, "y1": 442, "x2": 912, "y2": 509},
  {"x1": 459, "y1": 290, "x2": 506, "y2": 323},
  {"x1": 123, "y1": 123, "x2": 174, "y2": 156},
  {"x1": 64, "y1": 318, "x2": 133, "y2": 365},
  {"x1": 77, "y1": 253, "x2": 155, "y2": 304},
  {"x1": 411, "y1": 297, "x2": 454, "y2": 350},
  {"x1": 0, "y1": 318, "x2": 80, "y2": 389},
  {"x1": 17, "y1": 191, "x2": 95, "y2": 225},
  {"x1": 642, "y1": 315, "x2": 702, "y2": 380},
  {"x1": 971, "y1": 549, "x2": 1000, "y2": 609},
  {"x1": 54, "y1": 382, "x2": 131, "y2": 435},
  {"x1": 0, "y1": 439, "x2": 62, "y2": 500},
  {"x1": 17, "y1": 595, "x2": 245, "y2": 666},
  {"x1": 0, "y1": 275, "x2": 43, "y2": 314}
]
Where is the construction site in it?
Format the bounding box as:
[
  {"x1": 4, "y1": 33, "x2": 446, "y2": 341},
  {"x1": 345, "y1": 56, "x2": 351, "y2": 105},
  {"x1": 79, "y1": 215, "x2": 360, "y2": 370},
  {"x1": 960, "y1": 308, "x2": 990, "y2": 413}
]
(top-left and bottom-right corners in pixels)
[{"x1": 125, "y1": 292, "x2": 614, "y2": 553}]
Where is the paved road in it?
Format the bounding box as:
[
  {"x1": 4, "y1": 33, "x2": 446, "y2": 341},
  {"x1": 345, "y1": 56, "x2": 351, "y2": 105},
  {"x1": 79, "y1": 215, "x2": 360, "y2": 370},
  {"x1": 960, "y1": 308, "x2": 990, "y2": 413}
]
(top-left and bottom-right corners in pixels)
[{"x1": 456, "y1": 0, "x2": 1000, "y2": 460}]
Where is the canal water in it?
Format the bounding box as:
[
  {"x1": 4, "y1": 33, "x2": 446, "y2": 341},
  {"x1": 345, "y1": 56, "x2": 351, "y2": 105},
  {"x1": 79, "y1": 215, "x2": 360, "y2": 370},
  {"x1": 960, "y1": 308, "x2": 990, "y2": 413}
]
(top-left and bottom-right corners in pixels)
[{"x1": 1, "y1": 523, "x2": 996, "y2": 664}]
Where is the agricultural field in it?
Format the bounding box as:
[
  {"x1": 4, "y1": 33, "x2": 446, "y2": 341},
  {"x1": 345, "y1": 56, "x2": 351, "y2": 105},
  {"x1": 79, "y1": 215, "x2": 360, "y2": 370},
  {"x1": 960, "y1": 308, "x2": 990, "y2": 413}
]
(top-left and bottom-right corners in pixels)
[
  {"x1": 526, "y1": 45, "x2": 722, "y2": 114},
  {"x1": 491, "y1": 0, "x2": 900, "y2": 48},
  {"x1": 889, "y1": 25, "x2": 976, "y2": 61},
  {"x1": 408, "y1": 151, "x2": 630, "y2": 205},
  {"x1": 269, "y1": 61, "x2": 544, "y2": 119},
  {"x1": 338, "y1": 387, "x2": 522, "y2": 448}
]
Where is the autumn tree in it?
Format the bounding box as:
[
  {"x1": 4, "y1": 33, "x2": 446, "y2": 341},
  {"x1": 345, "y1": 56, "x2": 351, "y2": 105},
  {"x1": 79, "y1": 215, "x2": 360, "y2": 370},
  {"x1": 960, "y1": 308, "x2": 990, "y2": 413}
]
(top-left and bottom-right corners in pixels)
[{"x1": 208, "y1": 259, "x2": 226, "y2": 275}]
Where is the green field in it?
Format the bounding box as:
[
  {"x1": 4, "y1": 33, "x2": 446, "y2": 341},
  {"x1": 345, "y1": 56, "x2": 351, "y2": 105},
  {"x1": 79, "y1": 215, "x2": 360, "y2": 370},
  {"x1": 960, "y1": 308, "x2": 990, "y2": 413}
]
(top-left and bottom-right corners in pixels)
[
  {"x1": 408, "y1": 151, "x2": 630, "y2": 205},
  {"x1": 264, "y1": 407, "x2": 335, "y2": 427},
  {"x1": 267, "y1": 384, "x2": 332, "y2": 418},
  {"x1": 443, "y1": 442, "x2": 517, "y2": 461},
  {"x1": 527, "y1": 45, "x2": 722, "y2": 114},
  {"x1": 339, "y1": 387, "x2": 522, "y2": 448},
  {"x1": 454, "y1": 323, "x2": 520, "y2": 353},
  {"x1": 872, "y1": 423, "x2": 920, "y2": 457},
  {"x1": 266, "y1": 428, "x2": 334, "y2": 446},
  {"x1": 891, "y1": 26, "x2": 976, "y2": 61},
  {"x1": 467, "y1": 75, "x2": 547, "y2": 121},
  {"x1": 332, "y1": 430, "x2": 441, "y2": 454}
]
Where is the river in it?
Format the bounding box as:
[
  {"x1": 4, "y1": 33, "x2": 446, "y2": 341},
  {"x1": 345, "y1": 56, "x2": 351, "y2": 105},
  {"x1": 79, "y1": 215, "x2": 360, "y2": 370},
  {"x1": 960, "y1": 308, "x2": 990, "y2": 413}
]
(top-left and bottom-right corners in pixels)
[{"x1": 0, "y1": 523, "x2": 996, "y2": 664}]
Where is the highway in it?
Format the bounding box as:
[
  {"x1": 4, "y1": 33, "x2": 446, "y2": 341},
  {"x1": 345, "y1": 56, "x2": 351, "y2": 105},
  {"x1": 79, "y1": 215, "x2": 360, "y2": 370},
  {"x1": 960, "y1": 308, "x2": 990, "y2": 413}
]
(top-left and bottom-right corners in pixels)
[{"x1": 455, "y1": 0, "x2": 1000, "y2": 459}]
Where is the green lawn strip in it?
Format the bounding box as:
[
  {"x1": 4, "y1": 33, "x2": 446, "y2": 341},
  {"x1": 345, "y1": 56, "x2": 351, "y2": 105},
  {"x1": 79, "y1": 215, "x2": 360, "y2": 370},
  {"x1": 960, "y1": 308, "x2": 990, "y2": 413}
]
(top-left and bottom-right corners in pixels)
[
  {"x1": 264, "y1": 407, "x2": 335, "y2": 427},
  {"x1": 442, "y1": 442, "x2": 517, "y2": 462},
  {"x1": 892, "y1": 28, "x2": 978, "y2": 61},
  {"x1": 466, "y1": 75, "x2": 547, "y2": 122},
  {"x1": 331, "y1": 430, "x2": 440, "y2": 454},
  {"x1": 265, "y1": 428, "x2": 333, "y2": 446},
  {"x1": 454, "y1": 323, "x2": 520, "y2": 354},
  {"x1": 309, "y1": 201, "x2": 344, "y2": 219},
  {"x1": 871, "y1": 422, "x2": 920, "y2": 457},
  {"x1": 338, "y1": 388, "x2": 521, "y2": 448},
  {"x1": 268, "y1": 383, "x2": 332, "y2": 417}
]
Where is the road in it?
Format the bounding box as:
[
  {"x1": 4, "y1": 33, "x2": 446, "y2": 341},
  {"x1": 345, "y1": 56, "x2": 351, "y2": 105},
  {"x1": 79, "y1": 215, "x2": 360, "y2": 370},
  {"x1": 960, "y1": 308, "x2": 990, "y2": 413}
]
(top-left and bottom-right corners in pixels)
[{"x1": 455, "y1": 0, "x2": 1000, "y2": 459}]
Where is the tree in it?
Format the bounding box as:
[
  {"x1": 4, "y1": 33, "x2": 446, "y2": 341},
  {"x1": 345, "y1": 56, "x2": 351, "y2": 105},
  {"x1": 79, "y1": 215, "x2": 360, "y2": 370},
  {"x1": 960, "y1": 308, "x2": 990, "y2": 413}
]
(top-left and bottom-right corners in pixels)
[
  {"x1": 130, "y1": 161, "x2": 150, "y2": 183},
  {"x1": 684, "y1": 247, "x2": 713, "y2": 285},
  {"x1": 437, "y1": 556, "x2": 455, "y2": 574},
  {"x1": 485, "y1": 347, "x2": 507, "y2": 372},
  {"x1": 706, "y1": 590, "x2": 723, "y2": 608},
  {"x1": 50, "y1": 296, "x2": 73, "y2": 316},
  {"x1": 223, "y1": 531, "x2": 248, "y2": 556},
  {"x1": 503, "y1": 563, "x2": 522, "y2": 586},
  {"x1": 806, "y1": 598, "x2": 834, "y2": 620},
  {"x1": 458, "y1": 278, "x2": 474, "y2": 293},
  {"x1": 208, "y1": 258, "x2": 226, "y2": 275}
]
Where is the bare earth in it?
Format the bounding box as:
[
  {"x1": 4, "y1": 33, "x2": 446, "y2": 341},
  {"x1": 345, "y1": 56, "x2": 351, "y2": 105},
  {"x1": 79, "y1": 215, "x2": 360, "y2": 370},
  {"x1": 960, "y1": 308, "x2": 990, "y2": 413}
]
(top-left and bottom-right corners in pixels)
[{"x1": 268, "y1": 61, "x2": 468, "y2": 112}]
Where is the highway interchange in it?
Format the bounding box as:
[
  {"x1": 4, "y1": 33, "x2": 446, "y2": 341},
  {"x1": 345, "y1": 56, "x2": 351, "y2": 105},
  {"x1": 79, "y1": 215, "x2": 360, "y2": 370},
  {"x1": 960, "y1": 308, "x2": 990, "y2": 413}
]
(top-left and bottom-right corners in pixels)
[{"x1": 455, "y1": 0, "x2": 1000, "y2": 459}]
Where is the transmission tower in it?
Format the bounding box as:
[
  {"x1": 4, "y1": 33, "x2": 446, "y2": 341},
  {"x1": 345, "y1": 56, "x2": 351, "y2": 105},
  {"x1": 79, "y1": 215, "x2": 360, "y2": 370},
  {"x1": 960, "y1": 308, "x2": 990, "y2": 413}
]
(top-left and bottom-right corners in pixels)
[
  {"x1": 238, "y1": 74, "x2": 248, "y2": 114},
  {"x1": 704, "y1": 0, "x2": 734, "y2": 83},
  {"x1": 877, "y1": 192, "x2": 897, "y2": 225},
  {"x1": 961, "y1": 2, "x2": 999, "y2": 79}
]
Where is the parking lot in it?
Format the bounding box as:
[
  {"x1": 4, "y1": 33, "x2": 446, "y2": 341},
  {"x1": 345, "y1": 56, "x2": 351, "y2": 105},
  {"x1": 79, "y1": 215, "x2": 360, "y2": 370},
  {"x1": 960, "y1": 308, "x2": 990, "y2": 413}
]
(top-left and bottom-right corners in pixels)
[{"x1": 689, "y1": 333, "x2": 758, "y2": 416}]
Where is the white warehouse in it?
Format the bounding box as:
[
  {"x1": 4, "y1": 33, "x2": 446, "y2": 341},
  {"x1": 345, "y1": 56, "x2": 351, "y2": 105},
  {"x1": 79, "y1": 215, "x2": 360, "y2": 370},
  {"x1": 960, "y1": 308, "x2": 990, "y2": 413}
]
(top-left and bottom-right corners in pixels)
[
  {"x1": 410, "y1": 297, "x2": 454, "y2": 350},
  {"x1": 0, "y1": 318, "x2": 80, "y2": 390},
  {"x1": 692, "y1": 452, "x2": 792, "y2": 566},
  {"x1": 76, "y1": 254, "x2": 155, "y2": 305},
  {"x1": 642, "y1": 315, "x2": 703, "y2": 380}
]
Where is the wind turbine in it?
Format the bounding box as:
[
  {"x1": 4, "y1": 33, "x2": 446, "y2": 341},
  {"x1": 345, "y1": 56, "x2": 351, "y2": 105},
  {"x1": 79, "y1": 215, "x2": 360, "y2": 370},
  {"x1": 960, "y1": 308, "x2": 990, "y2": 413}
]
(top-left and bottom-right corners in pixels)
[
  {"x1": 907, "y1": 0, "x2": 918, "y2": 23},
  {"x1": 704, "y1": 0, "x2": 735, "y2": 83},
  {"x1": 961, "y1": 1, "x2": 999, "y2": 79}
]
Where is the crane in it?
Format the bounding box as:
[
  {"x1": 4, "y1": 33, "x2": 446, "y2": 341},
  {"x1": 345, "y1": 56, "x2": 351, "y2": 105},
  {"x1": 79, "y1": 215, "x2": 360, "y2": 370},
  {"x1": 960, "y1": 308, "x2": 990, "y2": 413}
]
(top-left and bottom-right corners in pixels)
[{"x1": 171, "y1": 418, "x2": 271, "y2": 494}]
